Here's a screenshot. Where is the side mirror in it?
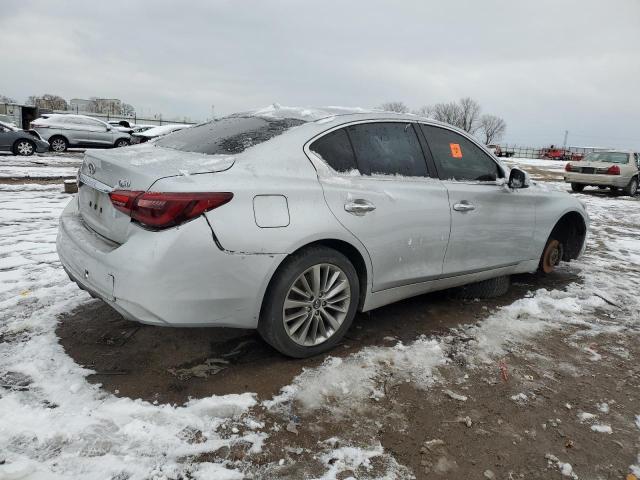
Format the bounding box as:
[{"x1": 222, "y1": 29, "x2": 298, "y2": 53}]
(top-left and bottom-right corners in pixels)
[
  {"x1": 106, "y1": 125, "x2": 112, "y2": 131},
  {"x1": 508, "y1": 167, "x2": 530, "y2": 189}
]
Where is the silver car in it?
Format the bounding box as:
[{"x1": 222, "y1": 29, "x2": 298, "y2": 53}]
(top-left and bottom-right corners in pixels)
[
  {"x1": 56, "y1": 110, "x2": 588, "y2": 357},
  {"x1": 564, "y1": 150, "x2": 639, "y2": 195},
  {"x1": 31, "y1": 114, "x2": 132, "y2": 152}
]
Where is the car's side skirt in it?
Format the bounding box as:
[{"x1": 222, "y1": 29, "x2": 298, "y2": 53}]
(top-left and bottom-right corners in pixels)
[{"x1": 362, "y1": 259, "x2": 538, "y2": 312}]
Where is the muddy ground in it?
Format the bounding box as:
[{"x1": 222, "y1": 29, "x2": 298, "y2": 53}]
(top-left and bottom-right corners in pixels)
[{"x1": 56, "y1": 269, "x2": 640, "y2": 479}]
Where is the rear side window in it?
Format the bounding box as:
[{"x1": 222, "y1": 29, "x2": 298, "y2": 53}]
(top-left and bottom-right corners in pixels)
[
  {"x1": 420, "y1": 124, "x2": 503, "y2": 182},
  {"x1": 348, "y1": 122, "x2": 427, "y2": 177},
  {"x1": 310, "y1": 128, "x2": 358, "y2": 173},
  {"x1": 156, "y1": 116, "x2": 305, "y2": 155}
]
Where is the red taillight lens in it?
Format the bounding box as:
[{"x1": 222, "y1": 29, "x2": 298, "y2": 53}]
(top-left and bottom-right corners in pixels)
[
  {"x1": 606, "y1": 165, "x2": 620, "y2": 175},
  {"x1": 565, "y1": 163, "x2": 573, "y2": 172},
  {"x1": 109, "y1": 190, "x2": 143, "y2": 215},
  {"x1": 109, "y1": 191, "x2": 233, "y2": 229}
]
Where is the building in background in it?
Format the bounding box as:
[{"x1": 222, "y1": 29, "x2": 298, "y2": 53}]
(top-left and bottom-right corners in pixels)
[
  {"x1": 69, "y1": 98, "x2": 93, "y2": 112},
  {"x1": 0, "y1": 102, "x2": 39, "y2": 129}
]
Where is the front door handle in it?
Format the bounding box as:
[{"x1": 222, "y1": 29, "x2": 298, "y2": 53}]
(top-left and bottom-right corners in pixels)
[
  {"x1": 453, "y1": 201, "x2": 476, "y2": 212},
  {"x1": 344, "y1": 199, "x2": 376, "y2": 216}
]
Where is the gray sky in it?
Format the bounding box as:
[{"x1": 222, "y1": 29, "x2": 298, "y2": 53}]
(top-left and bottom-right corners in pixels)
[{"x1": 2, "y1": 0, "x2": 639, "y2": 148}]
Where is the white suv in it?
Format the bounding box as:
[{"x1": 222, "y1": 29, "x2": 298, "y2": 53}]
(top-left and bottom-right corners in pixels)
[{"x1": 31, "y1": 114, "x2": 132, "y2": 152}]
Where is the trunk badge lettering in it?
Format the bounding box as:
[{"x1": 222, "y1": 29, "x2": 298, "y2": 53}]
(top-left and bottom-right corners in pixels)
[{"x1": 118, "y1": 179, "x2": 131, "y2": 188}]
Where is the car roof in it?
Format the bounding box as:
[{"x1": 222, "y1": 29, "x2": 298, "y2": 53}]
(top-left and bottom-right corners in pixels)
[{"x1": 235, "y1": 106, "x2": 465, "y2": 139}]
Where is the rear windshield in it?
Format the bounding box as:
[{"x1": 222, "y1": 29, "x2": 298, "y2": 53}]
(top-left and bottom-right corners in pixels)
[
  {"x1": 155, "y1": 116, "x2": 305, "y2": 155},
  {"x1": 583, "y1": 152, "x2": 629, "y2": 164}
]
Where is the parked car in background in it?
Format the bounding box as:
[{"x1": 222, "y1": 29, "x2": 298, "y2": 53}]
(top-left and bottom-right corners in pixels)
[
  {"x1": 130, "y1": 124, "x2": 191, "y2": 144},
  {"x1": 0, "y1": 120, "x2": 50, "y2": 156},
  {"x1": 564, "y1": 150, "x2": 639, "y2": 195},
  {"x1": 487, "y1": 144, "x2": 514, "y2": 157},
  {"x1": 57, "y1": 110, "x2": 588, "y2": 358},
  {"x1": 30, "y1": 114, "x2": 132, "y2": 152}
]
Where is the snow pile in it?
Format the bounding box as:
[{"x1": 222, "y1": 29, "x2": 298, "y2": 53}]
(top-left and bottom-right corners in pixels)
[
  {"x1": 266, "y1": 337, "x2": 447, "y2": 412},
  {"x1": 0, "y1": 184, "x2": 261, "y2": 479}
]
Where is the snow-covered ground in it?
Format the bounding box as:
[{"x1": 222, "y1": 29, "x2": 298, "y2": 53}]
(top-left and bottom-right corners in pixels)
[
  {"x1": 503, "y1": 156, "x2": 567, "y2": 172},
  {"x1": 1, "y1": 153, "x2": 639, "y2": 479}
]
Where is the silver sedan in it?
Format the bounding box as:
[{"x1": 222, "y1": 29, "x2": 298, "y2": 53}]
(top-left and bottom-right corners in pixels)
[{"x1": 57, "y1": 110, "x2": 588, "y2": 357}]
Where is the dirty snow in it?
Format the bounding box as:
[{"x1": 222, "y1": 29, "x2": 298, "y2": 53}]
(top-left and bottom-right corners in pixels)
[{"x1": 0, "y1": 183, "x2": 261, "y2": 479}]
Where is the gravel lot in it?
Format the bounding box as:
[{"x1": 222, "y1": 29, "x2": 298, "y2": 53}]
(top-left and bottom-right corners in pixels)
[{"x1": 1, "y1": 151, "x2": 639, "y2": 479}]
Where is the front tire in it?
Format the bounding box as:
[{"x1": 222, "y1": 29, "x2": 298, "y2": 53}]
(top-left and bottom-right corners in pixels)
[
  {"x1": 570, "y1": 183, "x2": 585, "y2": 192},
  {"x1": 49, "y1": 136, "x2": 68, "y2": 153},
  {"x1": 623, "y1": 177, "x2": 638, "y2": 196},
  {"x1": 258, "y1": 246, "x2": 359, "y2": 358},
  {"x1": 115, "y1": 138, "x2": 130, "y2": 148},
  {"x1": 14, "y1": 139, "x2": 35, "y2": 156}
]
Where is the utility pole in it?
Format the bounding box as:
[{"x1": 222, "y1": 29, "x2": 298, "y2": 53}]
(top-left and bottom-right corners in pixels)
[{"x1": 562, "y1": 130, "x2": 568, "y2": 150}]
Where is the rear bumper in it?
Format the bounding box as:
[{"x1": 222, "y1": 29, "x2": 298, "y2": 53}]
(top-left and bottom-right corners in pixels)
[
  {"x1": 56, "y1": 198, "x2": 285, "y2": 328},
  {"x1": 564, "y1": 173, "x2": 631, "y2": 188}
]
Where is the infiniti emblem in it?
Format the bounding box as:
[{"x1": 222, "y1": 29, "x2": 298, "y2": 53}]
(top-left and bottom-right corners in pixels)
[{"x1": 87, "y1": 163, "x2": 96, "y2": 175}]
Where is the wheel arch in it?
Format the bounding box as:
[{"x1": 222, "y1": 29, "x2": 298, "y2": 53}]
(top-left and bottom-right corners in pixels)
[
  {"x1": 259, "y1": 238, "x2": 371, "y2": 323},
  {"x1": 48, "y1": 134, "x2": 69, "y2": 145},
  {"x1": 546, "y1": 210, "x2": 587, "y2": 261}
]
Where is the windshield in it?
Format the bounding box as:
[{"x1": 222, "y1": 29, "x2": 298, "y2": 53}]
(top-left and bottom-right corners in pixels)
[
  {"x1": 155, "y1": 116, "x2": 306, "y2": 155},
  {"x1": 583, "y1": 151, "x2": 629, "y2": 164}
]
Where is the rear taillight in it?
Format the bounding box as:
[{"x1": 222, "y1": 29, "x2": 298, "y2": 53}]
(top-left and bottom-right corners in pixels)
[
  {"x1": 30, "y1": 123, "x2": 47, "y2": 128},
  {"x1": 109, "y1": 191, "x2": 233, "y2": 229},
  {"x1": 565, "y1": 163, "x2": 573, "y2": 172},
  {"x1": 606, "y1": 165, "x2": 620, "y2": 175}
]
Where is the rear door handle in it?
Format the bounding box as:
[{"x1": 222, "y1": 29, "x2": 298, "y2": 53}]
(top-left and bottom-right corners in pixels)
[
  {"x1": 453, "y1": 201, "x2": 476, "y2": 212},
  {"x1": 344, "y1": 199, "x2": 376, "y2": 216}
]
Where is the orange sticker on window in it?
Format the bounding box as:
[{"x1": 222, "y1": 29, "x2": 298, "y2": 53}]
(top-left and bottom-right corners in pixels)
[{"x1": 450, "y1": 143, "x2": 463, "y2": 158}]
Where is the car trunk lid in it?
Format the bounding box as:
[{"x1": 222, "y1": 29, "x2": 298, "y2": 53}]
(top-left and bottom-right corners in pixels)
[{"x1": 78, "y1": 144, "x2": 235, "y2": 243}]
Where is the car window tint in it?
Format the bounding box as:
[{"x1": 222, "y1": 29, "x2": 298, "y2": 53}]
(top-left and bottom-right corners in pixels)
[
  {"x1": 420, "y1": 124, "x2": 502, "y2": 181},
  {"x1": 310, "y1": 128, "x2": 358, "y2": 173},
  {"x1": 156, "y1": 116, "x2": 305, "y2": 155},
  {"x1": 348, "y1": 122, "x2": 427, "y2": 177}
]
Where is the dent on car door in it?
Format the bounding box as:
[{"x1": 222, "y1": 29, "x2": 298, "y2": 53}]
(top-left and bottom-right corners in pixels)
[
  {"x1": 312, "y1": 122, "x2": 451, "y2": 292},
  {"x1": 419, "y1": 124, "x2": 536, "y2": 276}
]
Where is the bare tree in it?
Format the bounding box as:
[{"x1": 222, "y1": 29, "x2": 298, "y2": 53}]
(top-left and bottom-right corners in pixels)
[
  {"x1": 413, "y1": 105, "x2": 432, "y2": 117},
  {"x1": 458, "y1": 97, "x2": 481, "y2": 134},
  {"x1": 479, "y1": 114, "x2": 506, "y2": 144},
  {"x1": 121, "y1": 103, "x2": 135, "y2": 116},
  {"x1": 26, "y1": 94, "x2": 68, "y2": 110},
  {"x1": 428, "y1": 101, "x2": 463, "y2": 127},
  {"x1": 0, "y1": 94, "x2": 16, "y2": 103},
  {"x1": 379, "y1": 101, "x2": 409, "y2": 113}
]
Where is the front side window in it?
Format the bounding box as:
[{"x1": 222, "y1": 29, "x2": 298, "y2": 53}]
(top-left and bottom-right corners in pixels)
[
  {"x1": 348, "y1": 122, "x2": 427, "y2": 177},
  {"x1": 420, "y1": 124, "x2": 503, "y2": 182},
  {"x1": 156, "y1": 116, "x2": 305, "y2": 155},
  {"x1": 309, "y1": 128, "x2": 358, "y2": 173}
]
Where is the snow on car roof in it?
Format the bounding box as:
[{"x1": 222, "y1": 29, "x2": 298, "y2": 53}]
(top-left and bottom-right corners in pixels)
[{"x1": 137, "y1": 124, "x2": 191, "y2": 137}]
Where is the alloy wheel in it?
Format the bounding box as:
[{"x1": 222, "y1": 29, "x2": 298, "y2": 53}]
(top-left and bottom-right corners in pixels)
[
  {"x1": 282, "y1": 263, "x2": 351, "y2": 347},
  {"x1": 17, "y1": 141, "x2": 34, "y2": 156},
  {"x1": 51, "y1": 139, "x2": 66, "y2": 152}
]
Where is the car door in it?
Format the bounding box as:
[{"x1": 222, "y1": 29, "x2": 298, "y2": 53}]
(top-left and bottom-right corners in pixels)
[
  {"x1": 0, "y1": 125, "x2": 11, "y2": 150},
  {"x1": 82, "y1": 118, "x2": 114, "y2": 146},
  {"x1": 309, "y1": 121, "x2": 451, "y2": 292},
  {"x1": 419, "y1": 123, "x2": 536, "y2": 276}
]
